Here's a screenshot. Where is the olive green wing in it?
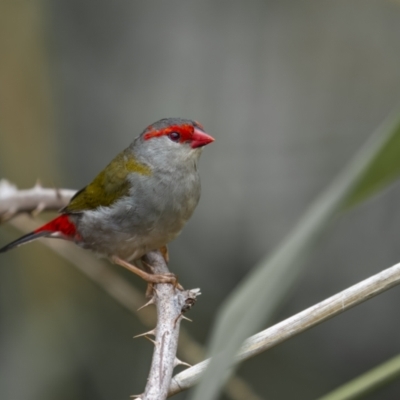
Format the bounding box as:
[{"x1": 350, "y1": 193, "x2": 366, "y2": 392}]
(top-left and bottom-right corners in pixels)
[{"x1": 62, "y1": 151, "x2": 151, "y2": 214}]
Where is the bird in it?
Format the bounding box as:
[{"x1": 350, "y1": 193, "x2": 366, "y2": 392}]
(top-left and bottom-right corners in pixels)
[{"x1": 0, "y1": 118, "x2": 214, "y2": 285}]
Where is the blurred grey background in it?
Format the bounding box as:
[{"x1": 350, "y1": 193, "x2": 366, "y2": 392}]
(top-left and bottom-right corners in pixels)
[{"x1": 1, "y1": 0, "x2": 400, "y2": 399}]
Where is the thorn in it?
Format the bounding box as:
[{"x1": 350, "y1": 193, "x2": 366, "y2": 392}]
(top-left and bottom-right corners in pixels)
[
  {"x1": 130, "y1": 394, "x2": 143, "y2": 399},
  {"x1": 137, "y1": 297, "x2": 156, "y2": 311},
  {"x1": 34, "y1": 179, "x2": 42, "y2": 189},
  {"x1": 55, "y1": 187, "x2": 62, "y2": 200},
  {"x1": 173, "y1": 313, "x2": 193, "y2": 327},
  {"x1": 144, "y1": 335, "x2": 157, "y2": 346},
  {"x1": 133, "y1": 329, "x2": 156, "y2": 339},
  {"x1": 31, "y1": 202, "x2": 46, "y2": 217},
  {"x1": 174, "y1": 357, "x2": 192, "y2": 368}
]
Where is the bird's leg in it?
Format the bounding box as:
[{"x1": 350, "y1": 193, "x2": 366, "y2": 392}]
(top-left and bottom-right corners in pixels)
[
  {"x1": 140, "y1": 257, "x2": 184, "y2": 294},
  {"x1": 141, "y1": 246, "x2": 170, "y2": 272},
  {"x1": 159, "y1": 245, "x2": 169, "y2": 264},
  {"x1": 112, "y1": 256, "x2": 181, "y2": 288}
]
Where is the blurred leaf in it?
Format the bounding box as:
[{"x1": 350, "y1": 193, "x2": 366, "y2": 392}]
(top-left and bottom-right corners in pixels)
[
  {"x1": 190, "y1": 110, "x2": 400, "y2": 400},
  {"x1": 318, "y1": 354, "x2": 400, "y2": 400},
  {"x1": 344, "y1": 114, "x2": 400, "y2": 208}
]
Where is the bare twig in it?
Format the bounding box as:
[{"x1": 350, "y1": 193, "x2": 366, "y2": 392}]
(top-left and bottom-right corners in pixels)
[
  {"x1": 0, "y1": 181, "x2": 262, "y2": 400},
  {"x1": 0, "y1": 179, "x2": 75, "y2": 222},
  {"x1": 168, "y1": 262, "x2": 400, "y2": 396},
  {"x1": 136, "y1": 251, "x2": 200, "y2": 400}
]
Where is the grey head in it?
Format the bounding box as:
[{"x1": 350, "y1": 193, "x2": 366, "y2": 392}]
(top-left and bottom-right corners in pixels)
[{"x1": 131, "y1": 118, "x2": 215, "y2": 169}]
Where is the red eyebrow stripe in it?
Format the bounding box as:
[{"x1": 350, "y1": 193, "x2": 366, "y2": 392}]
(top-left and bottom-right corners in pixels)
[{"x1": 144, "y1": 124, "x2": 194, "y2": 142}]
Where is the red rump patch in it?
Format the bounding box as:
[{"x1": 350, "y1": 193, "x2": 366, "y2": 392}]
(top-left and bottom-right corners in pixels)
[
  {"x1": 35, "y1": 214, "x2": 77, "y2": 238},
  {"x1": 143, "y1": 124, "x2": 194, "y2": 143}
]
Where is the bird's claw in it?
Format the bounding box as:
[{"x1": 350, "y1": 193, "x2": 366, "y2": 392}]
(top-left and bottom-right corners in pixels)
[{"x1": 147, "y1": 272, "x2": 183, "y2": 291}]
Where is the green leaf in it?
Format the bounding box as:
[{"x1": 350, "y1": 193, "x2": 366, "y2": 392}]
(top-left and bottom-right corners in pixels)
[
  {"x1": 344, "y1": 114, "x2": 400, "y2": 208},
  {"x1": 190, "y1": 110, "x2": 400, "y2": 400},
  {"x1": 317, "y1": 354, "x2": 400, "y2": 400}
]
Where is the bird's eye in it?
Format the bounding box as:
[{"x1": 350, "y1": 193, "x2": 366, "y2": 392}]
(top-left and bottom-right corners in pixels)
[{"x1": 168, "y1": 132, "x2": 181, "y2": 142}]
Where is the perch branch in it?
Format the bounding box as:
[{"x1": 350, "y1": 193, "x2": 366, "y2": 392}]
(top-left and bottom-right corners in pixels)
[
  {"x1": 168, "y1": 262, "x2": 400, "y2": 396},
  {"x1": 137, "y1": 251, "x2": 200, "y2": 400},
  {"x1": 0, "y1": 180, "x2": 262, "y2": 399}
]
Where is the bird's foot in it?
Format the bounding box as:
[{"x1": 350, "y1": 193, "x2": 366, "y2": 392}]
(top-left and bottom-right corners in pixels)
[
  {"x1": 112, "y1": 256, "x2": 183, "y2": 291},
  {"x1": 144, "y1": 273, "x2": 183, "y2": 296},
  {"x1": 141, "y1": 257, "x2": 183, "y2": 293}
]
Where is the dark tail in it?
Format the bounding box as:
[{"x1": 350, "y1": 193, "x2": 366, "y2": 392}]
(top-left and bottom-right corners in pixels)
[{"x1": 0, "y1": 231, "x2": 51, "y2": 253}]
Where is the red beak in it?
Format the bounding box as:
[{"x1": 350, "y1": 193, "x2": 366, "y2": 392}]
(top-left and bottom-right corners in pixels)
[{"x1": 191, "y1": 128, "x2": 215, "y2": 149}]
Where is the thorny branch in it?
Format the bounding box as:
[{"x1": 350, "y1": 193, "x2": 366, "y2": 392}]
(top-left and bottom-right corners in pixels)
[
  {"x1": 0, "y1": 180, "x2": 262, "y2": 400},
  {"x1": 136, "y1": 251, "x2": 201, "y2": 400},
  {"x1": 0, "y1": 180, "x2": 75, "y2": 221}
]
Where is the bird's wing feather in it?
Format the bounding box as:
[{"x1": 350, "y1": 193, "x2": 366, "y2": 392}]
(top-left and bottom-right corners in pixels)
[{"x1": 62, "y1": 150, "x2": 151, "y2": 214}]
